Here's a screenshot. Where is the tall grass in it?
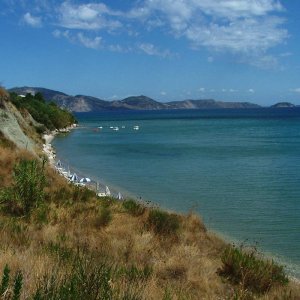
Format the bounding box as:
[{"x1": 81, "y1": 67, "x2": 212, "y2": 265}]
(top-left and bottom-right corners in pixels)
[
  {"x1": 0, "y1": 158, "x2": 46, "y2": 215},
  {"x1": 122, "y1": 199, "x2": 145, "y2": 216},
  {"x1": 147, "y1": 209, "x2": 180, "y2": 235},
  {"x1": 0, "y1": 265, "x2": 23, "y2": 300},
  {"x1": 218, "y1": 245, "x2": 289, "y2": 294}
]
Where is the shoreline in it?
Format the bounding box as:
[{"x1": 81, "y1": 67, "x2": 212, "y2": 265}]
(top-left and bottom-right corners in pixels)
[
  {"x1": 42, "y1": 124, "x2": 300, "y2": 282},
  {"x1": 42, "y1": 124, "x2": 122, "y2": 198},
  {"x1": 42, "y1": 124, "x2": 77, "y2": 166}
]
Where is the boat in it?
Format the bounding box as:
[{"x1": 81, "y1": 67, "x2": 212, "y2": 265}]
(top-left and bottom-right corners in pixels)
[
  {"x1": 133, "y1": 126, "x2": 139, "y2": 130},
  {"x1": 113, "y1": 127, "x2": 119, "y2": 131}
]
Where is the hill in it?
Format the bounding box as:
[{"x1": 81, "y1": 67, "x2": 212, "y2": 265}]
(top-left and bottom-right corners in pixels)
[
  {"x1": 9, "y1": 86, "x2": 261, "y2": 112},
  {"x1": 271, "y1": 102, "x2": 296, "y2": 108}
]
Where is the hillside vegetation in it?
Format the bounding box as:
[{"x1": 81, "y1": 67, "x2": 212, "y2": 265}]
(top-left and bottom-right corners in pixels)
[
  {"x1": 9, "y1": 92, "x2": 76, "y2": 131},
  {"x1": 0, "y1": 88, "x2": 299, "y2": 299}
]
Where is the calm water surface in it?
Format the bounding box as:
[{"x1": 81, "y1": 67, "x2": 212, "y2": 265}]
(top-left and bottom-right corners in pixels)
[{"x1": 52, "y1": 108, "x2": 300, "y2": 277}]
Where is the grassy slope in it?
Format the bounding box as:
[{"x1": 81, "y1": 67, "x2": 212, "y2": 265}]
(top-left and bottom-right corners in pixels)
[{"x1": 0, "y1": 89, "x2": 299, "y2": 299}]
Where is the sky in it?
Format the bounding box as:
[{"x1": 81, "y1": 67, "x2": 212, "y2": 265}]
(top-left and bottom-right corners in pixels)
[{"x1": 0, "y1": 0, "x2": 300, "y2": 105}]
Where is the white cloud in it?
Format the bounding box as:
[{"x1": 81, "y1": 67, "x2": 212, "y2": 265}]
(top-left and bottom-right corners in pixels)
[
  {"x1": 133, "y1": 0, "x2": 288, "y2": 62},
  {"x1": 222, "y1": 89, "x2": 227, "y2": 92},
  {"x1": 58, "y1": 2, "x2": 121, "y2": 31},
  {"x1": 17, "y1": 0, "x2": 289, "y2": 67},
  {"x1": 198, "y1": 87, "x2": 205, "y2": 92},
  {"x1": 138, "y1": 43, "x2": 172, "y2": 58},
  {"x1": 247, "y1": 54, "x2": 278, "y2": 69},
  {"x1": 160, "y1": 91, "x2": 167, "y2": 96},
  {"x1": 248, "y1": 89, "x2": 255, "y2": 93},
  {"x1": 53, "y1": 29, "x2": 102, "y2": 49},
  {"x1": 77, "y1": 33, "x2": 102, "y2": 49},
  {"x1": 290, "y1": 88, "x2": 300, "y2": 93},
  {"x1": 229, "y1": 89, "x2": 238, "y2": 92},
  {"x1": 23, "y1": 12, "x2": 42, "y2": 27}
]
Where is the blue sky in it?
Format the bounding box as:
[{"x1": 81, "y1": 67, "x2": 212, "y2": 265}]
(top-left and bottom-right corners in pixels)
[{"x1": 1, "y1": 0, "x2": 300, "y2": 105}]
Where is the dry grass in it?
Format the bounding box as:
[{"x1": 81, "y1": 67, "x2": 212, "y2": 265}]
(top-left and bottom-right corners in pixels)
[{"x1": 0, "y1": 146, "x2": 299, "y2": 299}]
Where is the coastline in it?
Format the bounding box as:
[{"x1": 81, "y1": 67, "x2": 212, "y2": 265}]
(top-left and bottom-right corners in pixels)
[
  {"x1": 43, "y1": 123, "x2": 300, "y2": 282},
  {"x1": 42, "y1": 124, "x2": 77, "y2": 166}
]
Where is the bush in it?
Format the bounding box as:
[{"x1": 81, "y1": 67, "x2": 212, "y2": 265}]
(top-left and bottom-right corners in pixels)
[
  {"x1": 147, "y1": 209, "x2": 180, "y2": 235},
  {"x1": 0, "y1": 158, "x2": 46, "y2": 215},
  {"x1": 8, "y1": 92, "x2": 77, "y2": 131},
  {"x1": 0, "y1": 265, "x2": 23, "y2": 300},
  {"x1": 122, "y1": 199, "x2": 145, "y2": 216},
  {"x1": 218, "y1": 245, "x2": 289, "y2": 294},
  {"x1": 72, "y1": 186, "x2": 95, "y2": 202},
  {"x1": 94, "y1": 207, "x2": 112, "y2": 228}
]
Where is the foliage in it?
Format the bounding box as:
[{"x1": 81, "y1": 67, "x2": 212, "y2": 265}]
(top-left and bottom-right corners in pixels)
[
  {"x1": 122, "y1": 199, "x2": 145, "y2": 216},
  {"x1": 12, "y1": 271, "x2": 23, "y2": 300},
  {"x1": 0, "y1": 158, "x2": 46, "y2": 215},
  {"x1": 0, "y1": 265, "x2": 23, "y2": 300},
  {"x1": 9, "y1": 92, "x2": 76, "y2": 131},
  {"x1": 147, "y1": 209, "x2": 180, "y2": 235},
  {"x1": 72, "y1": 186, "x2": 95, "y2": 202},
  {"x1": 0, "y1": 265, "x2": 10, "y2": 296},
  {"x1": 218, "y1": 245, "x2": 289, "y2": 294},
  {"x1": 94, "y1": 206, "x2": 112, "y2": 228}
]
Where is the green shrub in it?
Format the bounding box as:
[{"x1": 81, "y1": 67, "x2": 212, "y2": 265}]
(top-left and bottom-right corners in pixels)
[
  {"x1": 12, "y1": 271, "x2": 23, "y2": 300},
  {"x1": 0, "y1": 266, "x2": 23, "y2": 300},
  {"x1": 34, "y1": 125, "x2": 47, "y2": 135},
  {"x1": 0, "y1": 158, "x2": 47, "y2": 216},
  {"x1": 9, "y1": 92, "x2": 77, "y2": 131},
  {"x1": 33, "y1": 257, "x2": 113, "y2": 300},
  {"x1": 147, "y1": 209, "x2": 180, "y2": 235},
  {"x1": 218, "y1": 245, "x2": 289, "y2": 294},
  {"x1": 94, "y1": 207, "x2": 112, "y2": 228},
  {"x1": 1, "y1": 264, "x2": 10, "y2": 296},
  {"x1": 122, "y1": 199, "x2": 145, "y2": 216}
]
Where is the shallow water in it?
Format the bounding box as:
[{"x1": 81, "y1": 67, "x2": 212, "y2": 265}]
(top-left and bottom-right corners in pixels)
[{"x1": 53, "y1": 108, "x2": 300, "y2": 277}]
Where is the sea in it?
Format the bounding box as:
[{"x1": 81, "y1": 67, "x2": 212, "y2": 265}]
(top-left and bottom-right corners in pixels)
[{"x1": 52, "y1": 108, "x2": 300, "y2": 278}]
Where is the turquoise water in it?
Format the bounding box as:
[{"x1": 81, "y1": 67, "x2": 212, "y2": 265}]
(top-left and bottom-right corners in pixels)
[{"x1": 52, "y1": 108, "x2": 300, "y2": 277}]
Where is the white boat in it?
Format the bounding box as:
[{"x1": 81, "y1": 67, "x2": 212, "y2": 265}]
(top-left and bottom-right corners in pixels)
[
  {"x1": 113, "y1": 127, "x2": 119, "y2": 131},
  {"x1": 121, "y1": 126, "x2": 125, "y2": 129},
  {"x1": 133, "y1": 126, "x2": 139, "y2": 130}
]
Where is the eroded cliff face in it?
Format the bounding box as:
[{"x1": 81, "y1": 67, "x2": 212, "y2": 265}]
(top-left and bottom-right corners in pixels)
[{"x1": 0, "y1": 100, "x2": 36, "y2": 153}]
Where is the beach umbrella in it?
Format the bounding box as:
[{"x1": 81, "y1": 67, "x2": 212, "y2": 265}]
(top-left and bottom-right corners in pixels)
[
  {"x1": 105, "y1": 186, "x2": 111, "y2": 196},
  {"x1": 70, "y1": 173, "x2": 78, "y2": 182},
  {"x1": 80, "y1": 177, "x2": 91, "y2": 183}
]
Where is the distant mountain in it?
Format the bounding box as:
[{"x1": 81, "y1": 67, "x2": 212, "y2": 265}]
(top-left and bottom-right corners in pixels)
[
  {"x1": 9, "y1": 86, "x2": 264, "y2": 112},
  {"x1": 271, "y1": 102, "x2": 296, "y2": 108},
  {"x1": 166, "y1": 99, "x2": 260, "y2": 109}
]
